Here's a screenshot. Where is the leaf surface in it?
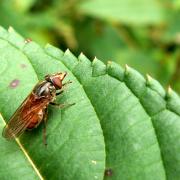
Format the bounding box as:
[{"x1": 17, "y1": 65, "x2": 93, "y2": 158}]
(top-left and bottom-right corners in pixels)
[
  {"x1": 0, "y1": 27, "x2": 105, "y2": 180},
  {"x1": 0, "y1": 26, "x2": 179, "y2": 180},
  {"x1": 0, "y1": 114, "x2": 39, "y2": 180}
]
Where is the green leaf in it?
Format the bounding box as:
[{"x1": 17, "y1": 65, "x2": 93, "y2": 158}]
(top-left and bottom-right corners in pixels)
[
  {"x1": 0, "y1": 27, "x2": 105, "y2": 180},
  {"x1": 79, "y1": 0, "x2": 165, "y2": 25},
  {"x1": 0, "y1": 26, "x2": 180, "y2": 180},
  {"x1": 0, "y1": 114, "x2": 39, "y2": 180}
]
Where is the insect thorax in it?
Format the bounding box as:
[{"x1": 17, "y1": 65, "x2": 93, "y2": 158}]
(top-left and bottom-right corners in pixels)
[{"x1": 33, "y1": 81, "x2": 56, "y2": 98}]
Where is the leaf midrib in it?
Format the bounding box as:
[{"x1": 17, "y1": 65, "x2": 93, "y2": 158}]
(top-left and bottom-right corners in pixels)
[{"x1": 0, "y1": 114, "x2": 44, "y2": 180}]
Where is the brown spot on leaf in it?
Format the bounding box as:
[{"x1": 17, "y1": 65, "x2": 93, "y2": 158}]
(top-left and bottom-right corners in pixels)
[
  {"x1": 9, "y1": 79, "x2": 20, "y2": 88},
  {"x1": 104, "y1": 168, "x2": 113, "y2": 177},
  {"x1": 20, "y1": 64, "x2": 27, "y2": 68}
]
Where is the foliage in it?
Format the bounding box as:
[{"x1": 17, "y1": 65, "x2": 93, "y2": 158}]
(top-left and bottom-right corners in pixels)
[
  {"x1": 0, "y1": 26, "x2": 180, "y2": 180},
  {"x1": 0, "y1": 0, "x2": 179, "y2": 93}
]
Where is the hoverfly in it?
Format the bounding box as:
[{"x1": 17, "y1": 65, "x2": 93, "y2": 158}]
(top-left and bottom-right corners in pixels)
[{"x1": 2, "y1": 72, "x2": 72, "y2": 145}]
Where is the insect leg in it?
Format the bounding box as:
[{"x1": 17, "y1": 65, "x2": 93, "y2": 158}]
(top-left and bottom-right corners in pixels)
[
  {"x1": 56, "y1": 90, "x2": 64, "y2": 96},
  {"x1": 56, "y1": 81, "x2": 72, "y2": 96},
  {"x1": 50, "y1": 102, "x2": 75, "y2": 109},
  {"x1": 43, "y1": 108, "x2": 48, "y2": 146},
  {"x1": 63, "y1": 80, "x2": 72, "y2": 86}
]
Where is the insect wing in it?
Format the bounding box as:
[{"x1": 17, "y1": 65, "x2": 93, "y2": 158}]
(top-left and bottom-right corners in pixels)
[{"x1": 2, "y1": 93, "x2": 47, "y2": 139}]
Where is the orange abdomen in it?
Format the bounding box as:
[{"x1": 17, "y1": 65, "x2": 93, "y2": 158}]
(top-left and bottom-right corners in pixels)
[{"x1": 26, "y1": 108, "x2": 45, "y2": 129}]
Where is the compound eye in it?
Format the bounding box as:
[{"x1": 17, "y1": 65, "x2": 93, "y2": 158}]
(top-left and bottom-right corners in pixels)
[{"x1": 52, "y1": 77, "x2": 62, "y2": 89}]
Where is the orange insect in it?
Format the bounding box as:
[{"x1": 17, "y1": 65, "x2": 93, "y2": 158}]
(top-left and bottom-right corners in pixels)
[{"x1": 2, "y1": 72, "x2": 72, "y2": 145}]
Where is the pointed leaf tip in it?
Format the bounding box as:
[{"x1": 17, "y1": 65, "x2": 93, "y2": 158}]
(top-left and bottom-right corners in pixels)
[
  {"x1": 146, "y1": 74, "x2": 153, "y2": 82},
  {"x1": 8, "y1": 26, "x2": 15, "y2": 33},
  {"x1": 92, "y1": 57, "x2": 98, "y2": 64},
  {"x1": 107, "y1": 61, "x2": 112, "y2": 65},
  {"x1": 146, "y1": 74, "x2": 153, "y2": 85},
  {"x1": 80, "y1": 52, "x2": 84, "y2": 56},
  {"x1": 78, "y1": 52, "x2": 87, "y2": 60},
  {"x1": 45, "y1": 43, "x2": 51, "y2": 48},
  {"x1": 64, "y1": 48, "x2": 71, "y2": 55},
  {"x1": 167, "y1": 85, "x2": 172, "y2": 95},
  {"x1": 107, "y1": 61, "x2": 112, "y2": 68},
  {"x1": 125, "y1": 64, "x2": 130, "y2": 75}
]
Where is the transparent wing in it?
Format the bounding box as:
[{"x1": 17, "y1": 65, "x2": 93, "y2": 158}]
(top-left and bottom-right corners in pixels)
[{"x1": 2, "y1": 93, "x2": 48, "y2": 139}]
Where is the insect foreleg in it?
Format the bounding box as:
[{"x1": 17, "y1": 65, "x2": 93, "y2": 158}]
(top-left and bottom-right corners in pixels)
[
  {"x1": 56, "y1": 90, "x2": 63, "y2": 96},
  {"x1": 63, "y1": 80, "x2": 72, "y2": 86},
  {"x1": 56, "y1": 80, "x2": 72, "y2": 96},
  {"x1": 50, "y1": 102, "x2": 75, "y2": 109}
]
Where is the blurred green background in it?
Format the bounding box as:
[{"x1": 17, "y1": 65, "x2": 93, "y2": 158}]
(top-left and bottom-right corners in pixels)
[{"x1": 0, "y1": 0, "x2": 179, "y2": 93}]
